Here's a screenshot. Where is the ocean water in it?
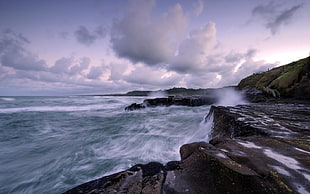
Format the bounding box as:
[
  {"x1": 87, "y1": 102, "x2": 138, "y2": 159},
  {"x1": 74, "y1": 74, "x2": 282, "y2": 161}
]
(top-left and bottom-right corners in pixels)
[{"x1": 0, "y1": 96, "x2": 213, "y2": 193}]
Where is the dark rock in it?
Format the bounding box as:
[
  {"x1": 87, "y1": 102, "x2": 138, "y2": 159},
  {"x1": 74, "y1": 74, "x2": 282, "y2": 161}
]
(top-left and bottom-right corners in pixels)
[
  {"x1": 164, "y1": 161, "x2": 180, "y2": 171},
  {"x1": 207, "y1": 105, "x2": 270, "y2": 138},
  {"x1": 241, "y1": 86, "x2": 271, "y2": 102},
  {"x1": 124, "y1": 103, "x2": 146, "y2": 111},
  {"x1": 125, "y1": 95, "x2": 216, "y2": 111}
]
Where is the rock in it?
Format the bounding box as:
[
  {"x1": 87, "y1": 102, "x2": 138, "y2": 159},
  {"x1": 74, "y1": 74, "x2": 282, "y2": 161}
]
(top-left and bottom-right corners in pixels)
[
  {"x1": 65, "y1": 101, "x2": 310, "y2": 193},
  {"x1": 241, "y1": 86, "x2": 271, "y2": 102},
  {"x1": 64, "y1": 162, "x2": 167, "y2": 194},
  {"x1": 207, "y1": 102, "x2": 310, "y2": 193},
  {"x1": 124, "y1": 103, "x2": 146, "y2": 111},
  {"x1": 125, "y1": 95, "x2": 216, "y2": 111}
]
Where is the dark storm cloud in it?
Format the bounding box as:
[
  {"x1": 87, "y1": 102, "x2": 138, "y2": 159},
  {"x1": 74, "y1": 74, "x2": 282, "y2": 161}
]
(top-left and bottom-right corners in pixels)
[
  {"x1": 111, "y1": 0, "x2": 187, "y2": 65},
  {"x1": 75, "y1": 25, "x2": 106, "y2": 46},
  {"x1": 0, "y1": 30, "x2": 48, "y2": 71},
  {"x1": 251, "y1": 2, "x2": 303, "y2": 34}
]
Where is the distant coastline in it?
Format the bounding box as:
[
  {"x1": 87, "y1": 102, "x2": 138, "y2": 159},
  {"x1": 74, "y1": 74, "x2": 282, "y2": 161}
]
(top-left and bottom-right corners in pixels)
[{"x1": 81, "y1": 86, "x2": 235, "y2": 97}]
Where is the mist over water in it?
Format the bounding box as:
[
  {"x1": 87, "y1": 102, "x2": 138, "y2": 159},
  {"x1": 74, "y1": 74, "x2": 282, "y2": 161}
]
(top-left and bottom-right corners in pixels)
[
  {"x1": 0, "y1": 96, "x2": 212, "y2": 193},
  {"x1": 0, "y1": 89, "x2": 247, "y2": 193},
  {"x1": 215, "y1": 88, "x2": 248, "y2": 106}
]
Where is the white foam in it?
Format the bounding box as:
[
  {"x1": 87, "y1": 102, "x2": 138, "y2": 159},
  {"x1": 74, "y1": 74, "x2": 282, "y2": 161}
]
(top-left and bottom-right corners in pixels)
[
  {"x1": 264, "y1": 149, "x2": 301, "y2": 170},
  {"x1": 0, "y1": 104, "x2": 108, "y2": 113},
  {"x1": 295, "y1": 184, "x2": 309, "y2": 194},
  {"x1": 271, "y1": 165, "x2": 291, "y2": 176},
  {"x1": 183, "y1": 112, "x2": 214, "y2": 144},
  {"x1": 295, "y1": 147, "x2": 310, "y2": 155},
  {"x1": 238, "y1": 141, "x2": 262, "y2": 149},
  {"x1": 216, "y1": 152, "x2": 227, "y2": 158},
  {"x1": 1, "y1": 97, "x2": 15, "y2": 101}
]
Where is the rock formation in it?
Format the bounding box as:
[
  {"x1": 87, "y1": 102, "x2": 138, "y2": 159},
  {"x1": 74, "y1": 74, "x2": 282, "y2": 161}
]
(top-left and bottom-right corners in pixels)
[
  {"x1": 65, "y1": 101, "x2": 310, "y2": 193},
  {"x1": 125, "y1": 95, "x2": 217, "y2": 111}
]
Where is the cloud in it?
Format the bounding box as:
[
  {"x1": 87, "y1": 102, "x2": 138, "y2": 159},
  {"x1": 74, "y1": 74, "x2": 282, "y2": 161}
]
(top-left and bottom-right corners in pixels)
[
  {"x1": 108, "y1": 61, "x2": 132, "y2": 84},
  {"x1": 50, "y1": 57, "x2": 73, "y2": 74},
  {"x1": 193, "y1": 0, "x2": 204, "y2": 16},
  {"x1": 182, "y1": 72, "x2": 220, "y2": 88},
  {"x1": 75, "y1": 25, "x2": 106, "y2": 46},
  {"x1": 69, "y1": 57, "x2": 90, "y2": 75},
  {"x1": 171, "y1": 22, "x2": 217, "y2": 73},
  {"x1": 218, "y1": 49, "x2": 277, "y2": 86},
  {"x1": 251, "y1": 2, "x2": 303, "y2": 35},
  {"x1": 87, "y1": 66, "x2": 104, "y2": 80},
  {"x1": 111, "y1": 0, "x2": 187, "y2": 65},
  {"x1": 124, "y1": 64, "x2": 181, "y2": 86},
  {"x1": 0, "y1": 30, "x2": 48, "y2": 71},
  {"x1": 49, "y1": 57, "x2": 90, "y2": 76}
]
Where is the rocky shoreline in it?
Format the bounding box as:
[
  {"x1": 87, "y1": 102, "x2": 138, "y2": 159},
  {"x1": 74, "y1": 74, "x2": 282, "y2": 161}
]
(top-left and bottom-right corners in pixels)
[
  {"x1": 65, "y1": 99, "x2": 310, "y2": 194},
  {"x1": 124, "y1": 95, "x2": 217, "y2": 111},
  {"x1": 65, "y1": 57, "x2": 310, "y2": 193}
]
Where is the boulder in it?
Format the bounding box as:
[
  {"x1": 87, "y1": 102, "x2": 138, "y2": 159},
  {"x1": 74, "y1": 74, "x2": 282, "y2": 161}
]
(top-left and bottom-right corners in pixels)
[{"x1": 124, "y1": 103, "x2": 146, "y2": 111}]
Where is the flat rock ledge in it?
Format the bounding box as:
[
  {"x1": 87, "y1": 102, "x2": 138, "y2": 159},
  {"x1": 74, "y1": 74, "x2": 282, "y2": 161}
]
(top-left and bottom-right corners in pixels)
[{"x1": 65, "y1": 102, "x2": 310, "y2": 194}]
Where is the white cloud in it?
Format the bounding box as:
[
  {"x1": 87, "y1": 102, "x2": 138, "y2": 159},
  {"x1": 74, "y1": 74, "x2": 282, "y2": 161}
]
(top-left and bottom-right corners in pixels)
[
  {"x1": 111, "y1": 0, "x2": 187, "y2": 65},
  {"x1": 69, "y1": 57, "x2": 90, "y2": 75},
  {"x1": 87, "y1": 66, "x2": 104, "y2": 80},
  {"x1": 124, "y1": 64, "x2": 181, "y2": 86},
  {"x1": 171, "y1": 22, "x2": 217, "y2": 73}
]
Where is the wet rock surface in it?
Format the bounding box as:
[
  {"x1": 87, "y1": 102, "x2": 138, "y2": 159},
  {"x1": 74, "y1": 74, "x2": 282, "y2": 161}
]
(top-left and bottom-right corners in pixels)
[{"x1": 65, "y1": 101, "x2": 310, "y2": 193}]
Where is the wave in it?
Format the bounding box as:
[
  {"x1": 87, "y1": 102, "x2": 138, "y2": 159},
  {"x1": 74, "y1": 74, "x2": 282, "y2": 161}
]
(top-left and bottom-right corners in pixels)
[
  {"x1": 0, "y1": 104, "x2": 116, "y2": 113},
  {"x1": 0, "y1": 97, "x2": 16, "y2": 101}
]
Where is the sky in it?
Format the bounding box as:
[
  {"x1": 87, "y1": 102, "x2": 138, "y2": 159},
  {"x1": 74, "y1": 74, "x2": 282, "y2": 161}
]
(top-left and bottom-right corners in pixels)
[{"x1": 0, "y1": 0, "x2": 309, "y2": 96}]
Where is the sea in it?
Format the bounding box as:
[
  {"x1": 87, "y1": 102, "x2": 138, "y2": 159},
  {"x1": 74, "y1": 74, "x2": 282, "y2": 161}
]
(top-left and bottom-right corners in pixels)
[{"x1": 0, "y1": 95, "x2": 216, "y2": 193}]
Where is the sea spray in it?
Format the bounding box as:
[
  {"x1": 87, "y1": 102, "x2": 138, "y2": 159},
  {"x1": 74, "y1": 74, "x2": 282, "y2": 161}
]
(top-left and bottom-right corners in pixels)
[
  {"x1": 0, "y1": 96, "x2": 210, "y2": 193},
  {"x1": 215, "y1": 87, "x2": 247, "y2": 106},
  {"x1": 183, "y1": 112, "x2": 214, "y2": 144},
  {"x1": 1, "y1": 92, "x2": 250, "y2": 193},
  {"x1": 148, "y1": 91, "x2": 167, "y2": 98}
]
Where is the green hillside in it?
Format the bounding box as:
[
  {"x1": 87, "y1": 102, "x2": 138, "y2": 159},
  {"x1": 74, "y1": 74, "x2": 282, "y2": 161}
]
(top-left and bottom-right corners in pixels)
[{"x1": 238, "y1": 56, "x2": 310, "y2": 99}]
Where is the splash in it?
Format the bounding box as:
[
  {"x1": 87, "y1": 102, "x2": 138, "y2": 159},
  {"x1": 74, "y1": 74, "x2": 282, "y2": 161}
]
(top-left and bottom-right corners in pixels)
[
  {"x1": 215, "y1": 87, "x2": 247, "y2": 106},
  {"x1": 1, "y1": 97, "x2": 15, "y2": 101},
  {"x1": 148, "y1": 91, "x2": 167, "y2": 98},
  {"x1": 183, "y1": 112, "x2": 214, "y2": 144}
]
